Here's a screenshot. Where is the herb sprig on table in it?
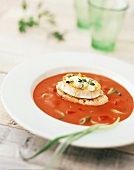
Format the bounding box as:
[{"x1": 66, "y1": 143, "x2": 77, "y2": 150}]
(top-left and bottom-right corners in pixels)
[
  {"x1": 20, "y1": 117, "x2": 120, "y2": 170},
  {"x1": 18, "y1": 0, "x2": 65, "y2": 41}
]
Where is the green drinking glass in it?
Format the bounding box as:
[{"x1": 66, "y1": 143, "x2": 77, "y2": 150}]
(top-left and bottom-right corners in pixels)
[
  {"x1": 88, "y1": 0, "x2": 129, "y2": 51},
  {"x1": 74, "y1": 0, "x2": 90, "y2": 29}
]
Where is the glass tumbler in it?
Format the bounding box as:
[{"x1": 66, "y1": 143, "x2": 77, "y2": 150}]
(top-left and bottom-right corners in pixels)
[
  {"x1": 88, "y1": 0, "x2": 129, "y2": 51},
  {"x1": 74, "y1": 0, "x2": 90, "y2": 29}
]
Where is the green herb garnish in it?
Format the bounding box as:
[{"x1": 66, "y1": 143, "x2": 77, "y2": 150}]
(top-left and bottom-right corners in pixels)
[
  {"x1": 18, "y1": 1, "x2": 65, "y2": 41},
  {"x1": 18, "y1": 17, "x2": 38, "y2": 32},
  {"x1": 67, "y1": 74, "x2": 74, "y2": 78},
  {"x1": 50, "y1": 31, "x2": 65, "y2": 41},
  {"x1": 20, "y1": 118, "x2": 120, "y2": 169},
  {"x1": 58, "y1": 118, "x2": 63, "y2": 121},
  {"x1": 89, "y1": 80, "x2": 95, "y2": 86},
  {"x1": 22, "y1": 0, "x2": 27, "y2": 10},
  {"x1": 124, "y1": 108, "x2": 128, "y2": 111},
  {"x1": 81, "y1": 83, "x2": 84, "y2": 88},
  {"x1": 79, "y1": 116, "x2": 91, "y2": 125},
  {"x1": 83, "y1": 79, "x2": 87, "y2": 82},
  {"x1": 107, "y1": 88, "x2": 121, "y2": 96},
  {"x1": 37, "y1": 1, "x2": 43, "y2": 9},
  {"x1": 111, "y1": 109, "x2": 124, "y2": 114},
  {"x1": 78, "y1": 78, "x2": 82, "y2": 82}
]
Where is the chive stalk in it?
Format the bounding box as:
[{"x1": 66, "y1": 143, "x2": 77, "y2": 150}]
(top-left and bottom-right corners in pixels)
[
  {"x1": 89, "y1": 81, "x2": 95, "y2": 86},
  {"x1": 55, "y1": 109, "x2": 65, "y2": 117},
  {"x1": 111, "y1": 109, "x2": 124, "y2": 114},
  {"x1": 20, "y1": 118, "x2": 120, "y2": 169},
  {"x1": 41, "y1": 93, "x2": 53, "y2": 98},
  {"x1": 79, "y1": 116, "x2": 91, "y2": 125},
  {"x1": 107, "y1": 88, "x2": 121, "y2": 96}
]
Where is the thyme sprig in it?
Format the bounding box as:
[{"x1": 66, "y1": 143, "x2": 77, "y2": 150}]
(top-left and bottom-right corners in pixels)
[
  {"x1": 20, "y1": 118, "x2": 120, "y2": 170},
  {"x1": 18, "y1": 0, "x2": 65, "y2": 41}
]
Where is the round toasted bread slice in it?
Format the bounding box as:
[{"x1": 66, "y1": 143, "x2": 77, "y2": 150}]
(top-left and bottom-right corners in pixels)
[{"x1": 57, "y1": 88, "x2": 108, "y2": 106}]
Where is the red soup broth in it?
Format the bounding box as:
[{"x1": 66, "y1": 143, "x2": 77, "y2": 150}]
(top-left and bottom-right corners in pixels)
[{"x1": 33, "y1": 72, "x2": 134, "y2": 126}]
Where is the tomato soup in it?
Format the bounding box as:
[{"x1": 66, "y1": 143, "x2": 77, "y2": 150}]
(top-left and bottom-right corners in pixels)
[{"x1": 33, "y1": 72, "x2": 134, "y2": 126}]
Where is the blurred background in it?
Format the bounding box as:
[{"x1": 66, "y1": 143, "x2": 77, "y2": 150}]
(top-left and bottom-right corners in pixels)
[{"x1": 0, "y1": 0, "x2": 134, "y2": 72}]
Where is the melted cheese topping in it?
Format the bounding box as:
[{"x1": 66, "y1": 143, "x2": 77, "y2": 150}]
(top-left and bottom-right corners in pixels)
[
  {"x1": 56, "y1": 73, "x2": 104, "y2": 99},
  {"x1": 63, "y1": 73, "x2": 101, "y2": 91}
]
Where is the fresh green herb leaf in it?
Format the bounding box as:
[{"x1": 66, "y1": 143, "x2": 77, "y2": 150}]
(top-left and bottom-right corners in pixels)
[
  {"x1": 50, "y1": 31, "x2": 65, "y2": 41},
  {"x1": 18, "y1": 1, "x2": 65, "y2": 41},
  {"x1": 37, "y1": 1, "x2": 43, "y2": 9},
  {"x1": 82, "y1": 79, "x2": 87, "y2": 82},
  {"x1": 78, "y1": 78, "x2": 82, "y2": 82},
  {"x1": 89, "y1": 80, "x2": 95, "y2": 86},
  {"x1": 81, "y1": 83, "x2": 84, "y2": 88},
  {"x1": 22, "y1": 0, "x2": 27, "y2": 10},
  {"x1": 79, "y1": 116, "x2": 91, "y2": 125},
  {"x1": 37, "y1": 10, "x2": 57, "y2": 25},
  {"x1": 124, "y1": 108, "x2": 127, "y2": 111},
  {"x1": 20, "y1": 127, "x2": 92, "y2": 161},
  {"x1": 27, "y1": 17, "x2": 38, "y2": 27},
  {"x1": 20, "y1": 117, "x2": 120, "y2": 164},
  {"x1": 44, "y1": 124, "x2": 100, "y2": 170},
  {"x1": 18, "y1": 17, "x2": 38, "y2": 32},
  {"x1": 58, "y1": 118, "x2": 63, "y2": 121},
  {"x1": 18, "y1": 19, "x2": 27, "y2": 32},
  {"x1": 107, "y1": 88, "x2": 121, "y2": 96},
  {"x1": 67, "y1": 74, "x2": 74, "y2": 78}
]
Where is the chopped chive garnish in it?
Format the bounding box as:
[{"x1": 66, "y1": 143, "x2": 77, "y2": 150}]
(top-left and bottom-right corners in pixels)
[
  {"x1": 83, "y1": 79, "x2": 87, "y2": 82},
  {"x1": 79, "y1": 116, "x2": 91, "y2": 125},
  {"x1": 89, "y1": 80, "x2": 95, "y2": 86},
  {"x1": 111, "y1": 109, "x2": 124, "y2": 114},
  {"x1": 90, "y1": 120, "x2": 98, "y2": 125},
  {"x1": 107, "y1": 88, "x2": 121, "y2": 96},
  {"x1": 42, "y1": 93, "x2": 53, "y2": 98},
  {"x1": 20, "y1": 117, "x2": 120, "y2": 166},
  {"x1": 81, "y1": 84, "x2": 84, "y2": 88},
  {"x1": 58, "y1": 118, "x2": 63, "y2": 121},
  {"x1": 22, "y1": 0, "x2": 27, "y2": 10},
  {"x1": 55, "y1": 110, "x2": 65, "y2": 117},
  {"x1": 67, "y1": 74, "x2": 74, "y2": 78},
  {"x1": 78, "y1": 78, "x2": 82, "y2": 82},
  {"x1": 124, "y1": 108, "x2": 127, "y2": 111}
]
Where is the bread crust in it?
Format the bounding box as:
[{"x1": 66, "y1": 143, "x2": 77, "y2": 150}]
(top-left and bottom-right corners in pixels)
[{"x1": 57, "y1": 88, "x2": 108, "y2": 106}]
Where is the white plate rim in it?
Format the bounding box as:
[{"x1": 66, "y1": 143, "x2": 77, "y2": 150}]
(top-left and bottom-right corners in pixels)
[{"x1": 1, "y1": 51, "x2": 134, "y2": 148}]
